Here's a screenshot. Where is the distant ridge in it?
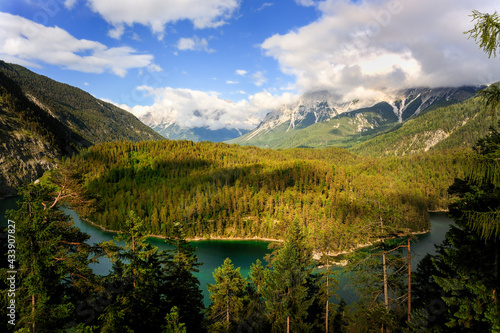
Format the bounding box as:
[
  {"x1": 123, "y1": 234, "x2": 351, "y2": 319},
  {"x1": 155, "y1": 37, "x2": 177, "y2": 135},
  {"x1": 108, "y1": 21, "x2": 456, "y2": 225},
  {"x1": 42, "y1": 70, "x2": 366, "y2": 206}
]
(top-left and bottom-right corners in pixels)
[
  {"x1": 350, "y1": 95, "x2": 496, "y2": 156},
  {"x1": 0, "y1": 60, "x2": 163, "y2": 197},
  {"x1": 227, "y1": 86, "x2": 481, "y2": 149},
  {"x1": 0, "y1": 60, "x2": 164, "y2": 144}
]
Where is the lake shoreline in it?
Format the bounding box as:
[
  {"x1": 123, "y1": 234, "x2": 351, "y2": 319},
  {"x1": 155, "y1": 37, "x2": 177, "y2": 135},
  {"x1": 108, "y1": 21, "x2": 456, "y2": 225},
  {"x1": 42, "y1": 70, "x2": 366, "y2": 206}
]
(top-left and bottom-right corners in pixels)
[
  {"x1": 78, "y1": 211, "x2": 431, "y2": 264},
  {"x1": 79, "y1": 215, "x2": 282, "y2": 243}
]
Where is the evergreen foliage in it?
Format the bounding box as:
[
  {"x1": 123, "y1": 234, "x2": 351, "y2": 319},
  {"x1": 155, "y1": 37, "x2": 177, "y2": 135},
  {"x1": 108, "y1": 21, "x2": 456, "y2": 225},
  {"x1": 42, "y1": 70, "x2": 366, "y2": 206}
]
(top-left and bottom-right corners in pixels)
[
  {"x1": 411, "y1": 124, "x2": 500, "y2": 331},
  {"x1": 61, "y1": 140, "x2": 473, "y2": 251},
  {"x1": 262, "y1": 219, "x2": 316, "y2": 332},
  {"x1": 207, "y1": 258, "x2": 247, "y2": 332},
  {"x1": 97, "y1": 211, "x2": 206, "y2": 333},
  {"x1": 1, "y1": 183, "x2": 100, "y2": 332}
]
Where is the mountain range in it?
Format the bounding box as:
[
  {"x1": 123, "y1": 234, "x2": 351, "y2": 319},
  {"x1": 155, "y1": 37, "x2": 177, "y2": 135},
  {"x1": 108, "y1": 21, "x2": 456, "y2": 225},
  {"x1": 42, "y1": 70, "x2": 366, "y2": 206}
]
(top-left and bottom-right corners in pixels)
[
  {"x1": 227, "y1": 86, "x2": 482, "y2": 149},
  {"x1": 141, "y1": 116, "x2": 248, "y2": 143},
  {"x1": 0, "y1": 60, "x2": 496, "y2": 196},
  {"x1": 0, "y1": 61, "x2": 163, "y2": 197}
]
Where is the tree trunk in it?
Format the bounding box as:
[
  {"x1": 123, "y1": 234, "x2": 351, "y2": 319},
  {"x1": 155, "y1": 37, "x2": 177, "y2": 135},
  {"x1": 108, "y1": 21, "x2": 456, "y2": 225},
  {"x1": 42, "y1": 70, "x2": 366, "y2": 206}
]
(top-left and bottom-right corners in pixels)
[
  {"x1": 383, "y1": 248, "x2": 389, "y2": 310},
  {"x1": 326, "y1": 256, "x2": 329, "y2": 333},
  {"x1": 32, "y1": 294, "x2": 35, "y2": 333},
  {"x1": 494, "y1": 241, "x2": 498, "y2": 304},
  {"x1": 407, "y1": 236, "x2": 411, "y2": 322},
  {"x1": 227, "y1": 288, "x2": 230, "y2": 323}
]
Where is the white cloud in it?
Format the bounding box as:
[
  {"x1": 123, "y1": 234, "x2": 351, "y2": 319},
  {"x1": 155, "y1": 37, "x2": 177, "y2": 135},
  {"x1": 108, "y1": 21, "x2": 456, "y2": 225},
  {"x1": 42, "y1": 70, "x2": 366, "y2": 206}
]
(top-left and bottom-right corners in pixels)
[
  {"x1": 251, "y1": 71, "x2": 267, "y2": 86},
  {"x1": 261, "y1": 0, "x2": 500, "y2": 101},
  {"x1": 257, "y1": 3, "x2": 274, "y2": 11},
  {"x1": 128, "y1": 86, "x2": 299, "y2": 130},
  {"x1": 64, "y1": 0, "x2": 78, "y2": 9},
  {"x1": 0, "y1": 12, "x2": 158, "y2": 77},
  {"x1": 86, "y1": 0, "x2": 240, "y2": 39},
  {"x1": 226, "y1": 80, "x2": 239, "y2": 84},
  {"x1": 176, "y1": 36, "x2": 214, "y2": 53},
  {"x1": 295, "y1": 0, "x2": 316, "y2": 7},
  {"x1": 236, "y1": 69, "x2": 247, "y2": 76}
]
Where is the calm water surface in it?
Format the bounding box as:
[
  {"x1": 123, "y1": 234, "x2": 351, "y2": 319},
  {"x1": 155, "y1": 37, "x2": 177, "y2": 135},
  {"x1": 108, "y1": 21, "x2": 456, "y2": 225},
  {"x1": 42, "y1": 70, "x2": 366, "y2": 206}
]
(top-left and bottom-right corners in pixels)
[{"x1": 1, "y1": 197, "x2": 452, "y2": 306}]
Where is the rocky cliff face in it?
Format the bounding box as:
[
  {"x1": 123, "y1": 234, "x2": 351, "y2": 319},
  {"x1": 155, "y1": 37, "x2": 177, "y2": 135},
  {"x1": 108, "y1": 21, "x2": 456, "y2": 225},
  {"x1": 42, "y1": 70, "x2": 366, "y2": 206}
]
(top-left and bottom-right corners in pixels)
[
  {"x1": 0, "y1": 122, "x2": 59, "y2": 198},
  {"x1": 0, "y1": 69, "x2": 89, "y2": 197}
]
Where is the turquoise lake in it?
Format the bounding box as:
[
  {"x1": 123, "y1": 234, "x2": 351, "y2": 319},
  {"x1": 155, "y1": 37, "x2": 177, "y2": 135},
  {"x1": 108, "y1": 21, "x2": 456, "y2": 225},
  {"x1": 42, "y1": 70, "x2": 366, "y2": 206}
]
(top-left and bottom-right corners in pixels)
[{"x1": 1, "y1": 197, "x2": 452, "y2": 306}]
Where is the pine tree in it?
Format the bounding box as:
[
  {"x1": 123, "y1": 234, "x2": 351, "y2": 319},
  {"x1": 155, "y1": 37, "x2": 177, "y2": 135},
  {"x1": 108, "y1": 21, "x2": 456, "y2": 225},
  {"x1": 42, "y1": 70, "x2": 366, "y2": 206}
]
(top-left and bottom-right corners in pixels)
[
  {"x1": 99, "y1": 211, "x2": 167, "y2": 332},
  {"x1": 4, "y1": 183, "x2": 99, "y2": 332},
  {"x1": 240, "y1": 259, "x2": 269, "y2": 332},
  {"x1": 162, "y1": 306, "x2": 187, "y2": 333},
  {"x1": 164, "y1": 222, "x2": 205, "y2": 333},
  {"x1": 429, "y1": 126, "x2": 500, "y2": 331},
  {"x1": 316, "y1": 253, "x2": 339, "y2": 333},
  {"x1": 262, "y1": 218, "x2": 315, "y2": 332},
  {"x1": 207, "y1": 257, "x2": 247, "y2": 332}
]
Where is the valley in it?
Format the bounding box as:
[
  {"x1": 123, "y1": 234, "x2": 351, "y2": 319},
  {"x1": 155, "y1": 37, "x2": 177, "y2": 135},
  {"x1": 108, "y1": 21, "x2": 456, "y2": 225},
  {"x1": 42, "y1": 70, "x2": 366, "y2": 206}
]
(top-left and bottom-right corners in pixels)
[{"x1": 0, "y1": 60, "x2": 498, "y2": 332}]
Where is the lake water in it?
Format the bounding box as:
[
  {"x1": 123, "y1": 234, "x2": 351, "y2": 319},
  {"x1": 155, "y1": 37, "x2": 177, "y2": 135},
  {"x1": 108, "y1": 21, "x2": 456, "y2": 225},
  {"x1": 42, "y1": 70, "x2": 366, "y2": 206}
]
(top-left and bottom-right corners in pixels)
[{"x1": 0, "y1": 197, "x2": 452, "y2": 306}]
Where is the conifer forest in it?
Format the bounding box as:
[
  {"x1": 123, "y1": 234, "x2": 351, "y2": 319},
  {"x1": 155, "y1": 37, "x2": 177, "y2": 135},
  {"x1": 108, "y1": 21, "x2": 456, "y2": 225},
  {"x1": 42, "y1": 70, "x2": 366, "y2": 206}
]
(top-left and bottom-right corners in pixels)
[{"x1": 1, "y1": 8, "x2": 500, "y2": 333}]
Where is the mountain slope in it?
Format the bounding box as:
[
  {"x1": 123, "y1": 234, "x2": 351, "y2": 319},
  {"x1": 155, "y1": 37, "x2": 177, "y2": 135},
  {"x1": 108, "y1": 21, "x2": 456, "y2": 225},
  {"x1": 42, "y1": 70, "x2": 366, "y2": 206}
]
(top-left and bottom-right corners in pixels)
[
  {"x1": 0, "y1": 71, "x2": 92, "y2": 197},
  {"x1": 0, "y1": 61, "x2": 163, "y2": 143},
  {"x1": 228, "y1": 87, "x2": 480, "y2": 149},
  {"x1": 0, "y1": 60, "x2": 164, "y2": 197},
  {"x1": 350, "y1": 96, "x2": 496, "y2": 156}
]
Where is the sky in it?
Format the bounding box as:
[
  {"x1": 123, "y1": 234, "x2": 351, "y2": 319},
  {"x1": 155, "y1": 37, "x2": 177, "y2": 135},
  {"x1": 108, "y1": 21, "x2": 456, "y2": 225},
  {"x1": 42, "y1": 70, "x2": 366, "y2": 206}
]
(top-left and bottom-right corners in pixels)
[{"x1": 1, "y1": 0, "x2": 500, "y2": 130}]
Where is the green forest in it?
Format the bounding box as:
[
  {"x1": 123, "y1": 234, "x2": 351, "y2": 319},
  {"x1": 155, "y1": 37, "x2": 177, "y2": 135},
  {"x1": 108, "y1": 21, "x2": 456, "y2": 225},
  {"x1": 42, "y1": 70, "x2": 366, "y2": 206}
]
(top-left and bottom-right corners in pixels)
[
  {"x1": 59, "y1": 140, "x2": 472, "y2": 251},
  {"x1": 1, "y1": 122, "x2": 499, "y2": 331},
  {"x1": 1, "y1": 8, "x2": 500, "y2": 333}
]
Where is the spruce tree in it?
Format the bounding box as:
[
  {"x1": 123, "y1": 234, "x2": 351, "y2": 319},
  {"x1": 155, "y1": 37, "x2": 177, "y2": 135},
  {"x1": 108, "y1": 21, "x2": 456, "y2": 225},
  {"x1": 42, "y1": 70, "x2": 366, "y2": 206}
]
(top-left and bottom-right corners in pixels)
[
  {"x1": 262, "y1": 218, "x2": 315, "y2": 332},
  {"x1": 429, "y1": 126, "x2": 500, "y2": 331},
  {"x1": 240, "y1": 259, "x2": 269, "y2": 332},
  {"x1": 4, "y1": 183, "x2": 99, "y2": 332},
  {"x1": 164, "y1": 222, "x2": 205, "y2": 333},
  {"x1": 99, "y1": 210, "x2": 167, "y2": 332},
  {"x1": 207, "y1": 257, "x2": 247, "y2": 332}
]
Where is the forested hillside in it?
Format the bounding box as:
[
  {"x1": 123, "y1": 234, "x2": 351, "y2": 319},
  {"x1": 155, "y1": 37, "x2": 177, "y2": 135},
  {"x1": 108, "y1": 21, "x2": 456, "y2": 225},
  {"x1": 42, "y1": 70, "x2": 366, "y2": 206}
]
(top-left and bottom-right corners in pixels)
[
  {"x1": 0, "y1": 60, "x2": 164, "y2": 197},
  {"x1": 61, "y1": 140, "x2": 473, "y2": 250},
  {"x1": 351, "y1": 96, "x2": 496, "y2": 156},
  {"x1": 0, "y1": 61, "x2": 163, "y2": 143}
]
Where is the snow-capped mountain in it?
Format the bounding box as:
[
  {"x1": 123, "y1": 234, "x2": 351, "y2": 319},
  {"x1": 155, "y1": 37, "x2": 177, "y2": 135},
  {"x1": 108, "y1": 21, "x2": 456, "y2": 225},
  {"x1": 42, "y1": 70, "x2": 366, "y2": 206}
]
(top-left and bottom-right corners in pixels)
[
  {"x1": 229, "y1": 86, "x2": 481, "y2": 148},
  {"x1": 139, "y1": 111, "x2": 248, "y2": 142}
]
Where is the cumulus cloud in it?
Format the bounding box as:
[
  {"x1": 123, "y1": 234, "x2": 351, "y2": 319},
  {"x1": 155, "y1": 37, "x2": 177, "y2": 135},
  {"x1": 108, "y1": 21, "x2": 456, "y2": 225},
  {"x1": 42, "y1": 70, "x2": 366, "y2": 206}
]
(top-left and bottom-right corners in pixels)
[
  {"x1": 86, "y1": 0, "x2": 240, "y2": 39},
  {"x1": 236, "y1": 69, "x2": 247, "y2": 76},
  {"x1": 128, "y1": 86, "x2": 299, "y2": 130},
  {"x1": 0, "y1": 12, "x2": 158, "y2": 77},
  {"x1": 261, "y1": 0, "x2": 500, "y2": 102},
  {"x1": 176, "y1": 36, "x2": 214, "y2": 53}
]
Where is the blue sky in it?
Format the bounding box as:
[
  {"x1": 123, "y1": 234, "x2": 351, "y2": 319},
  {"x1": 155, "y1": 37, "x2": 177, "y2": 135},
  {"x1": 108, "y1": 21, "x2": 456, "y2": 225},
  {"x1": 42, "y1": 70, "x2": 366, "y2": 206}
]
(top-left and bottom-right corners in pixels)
[{"x1": 1, "y1": 0, "x2": 500, "y2": 130}]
